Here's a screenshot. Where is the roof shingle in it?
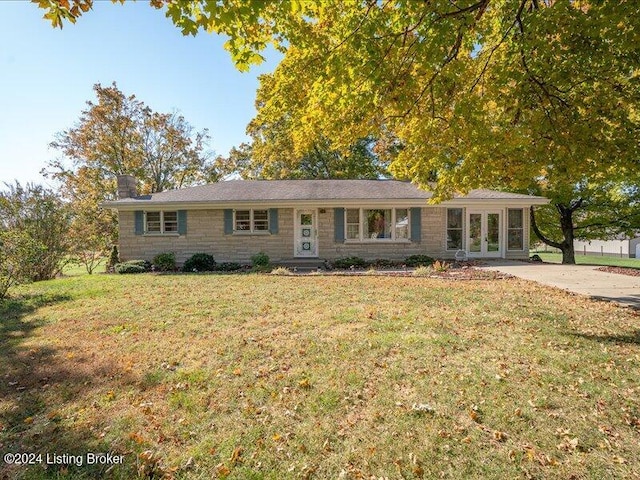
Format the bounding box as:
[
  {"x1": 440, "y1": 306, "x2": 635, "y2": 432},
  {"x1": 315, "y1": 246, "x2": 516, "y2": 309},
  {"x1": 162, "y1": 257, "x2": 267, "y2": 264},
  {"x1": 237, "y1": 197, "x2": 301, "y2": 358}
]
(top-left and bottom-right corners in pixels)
[{"x1": 105, "y1": 179, "x2": 547, "y2": 206}]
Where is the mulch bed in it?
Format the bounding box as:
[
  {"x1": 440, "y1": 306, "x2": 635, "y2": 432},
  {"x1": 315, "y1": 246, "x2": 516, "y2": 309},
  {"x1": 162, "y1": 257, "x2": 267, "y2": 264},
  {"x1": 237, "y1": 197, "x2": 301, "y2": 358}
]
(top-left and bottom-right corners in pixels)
[
  {"x1": 308, "y1": 263, "x2": 512, "y2": 280},
  {"x1": 596, "y1": 266, "x2": 640, "y2": 277}
]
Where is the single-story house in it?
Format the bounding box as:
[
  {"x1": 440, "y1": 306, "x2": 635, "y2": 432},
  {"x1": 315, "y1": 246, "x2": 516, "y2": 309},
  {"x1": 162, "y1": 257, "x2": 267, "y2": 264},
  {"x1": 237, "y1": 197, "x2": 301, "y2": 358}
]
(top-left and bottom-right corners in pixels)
[
  {"x1": 573, "y1": 236, "x2": 640, "y2": 258},
  {"x1": 103, "y1": 175, "x2": 549, "y2": 265}
]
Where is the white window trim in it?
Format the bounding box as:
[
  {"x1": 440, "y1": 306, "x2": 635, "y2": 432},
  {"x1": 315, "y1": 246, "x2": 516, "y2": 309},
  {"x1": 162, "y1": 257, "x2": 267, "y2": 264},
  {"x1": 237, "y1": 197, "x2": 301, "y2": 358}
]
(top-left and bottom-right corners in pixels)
[
  {"x1": 233, "y1": 209, "x2": 270, "y2": 235},
  {"x1": 144, "y1": 211, "x2": 179, "y2": 235},
  {"x1": 507, "y1": 208, "x2": 525, "y2": 251},
  {"x1": 446, "y1": 208, "x2": 464, "y2": 251},
  {"x1": 344, "y1": 207, "x2": 411, "y2": 243}
]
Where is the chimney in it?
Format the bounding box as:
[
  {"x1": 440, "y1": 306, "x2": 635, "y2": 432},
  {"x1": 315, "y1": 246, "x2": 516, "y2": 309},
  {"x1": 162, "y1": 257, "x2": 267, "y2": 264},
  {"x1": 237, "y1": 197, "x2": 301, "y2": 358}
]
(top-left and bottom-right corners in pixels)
[{"x1": 117, "y1": 174, "x2": 138, "y2": 199}]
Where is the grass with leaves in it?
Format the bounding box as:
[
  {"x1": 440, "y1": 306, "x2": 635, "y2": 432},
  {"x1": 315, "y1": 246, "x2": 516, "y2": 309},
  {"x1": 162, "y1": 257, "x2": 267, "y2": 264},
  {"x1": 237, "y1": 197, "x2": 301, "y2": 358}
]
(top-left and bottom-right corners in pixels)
[{"x1": 1, "y1": 272, "x2": 639, "y2": 479}]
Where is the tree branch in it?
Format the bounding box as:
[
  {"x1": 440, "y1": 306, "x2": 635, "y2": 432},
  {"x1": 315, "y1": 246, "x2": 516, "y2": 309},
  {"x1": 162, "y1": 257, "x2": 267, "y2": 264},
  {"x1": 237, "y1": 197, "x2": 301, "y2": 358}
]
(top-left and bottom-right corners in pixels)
[
  {"x1": 530, "y1": 205, "x2": 563, "y2": 249},
  {"x1": 469, "y1": 0, "x2": 527, "y2": 93}
]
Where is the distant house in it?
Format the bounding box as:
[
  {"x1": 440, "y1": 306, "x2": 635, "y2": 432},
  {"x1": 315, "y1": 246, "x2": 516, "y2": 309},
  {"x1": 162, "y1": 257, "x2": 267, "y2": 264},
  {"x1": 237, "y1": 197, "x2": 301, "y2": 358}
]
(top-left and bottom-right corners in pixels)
[
  {"x1": 573, "y1": 237, "x2": 640, "y2": 258},
  {"x1": 103, "y1": 176, "x2": 549, "y2": 265}
]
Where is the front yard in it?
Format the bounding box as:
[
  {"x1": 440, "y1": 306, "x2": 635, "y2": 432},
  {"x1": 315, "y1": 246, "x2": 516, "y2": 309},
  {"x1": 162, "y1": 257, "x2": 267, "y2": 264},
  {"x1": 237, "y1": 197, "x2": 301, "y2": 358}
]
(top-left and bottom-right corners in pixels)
[{"x1": 1, "y1": 273, "x2": 639, "y2": 479}]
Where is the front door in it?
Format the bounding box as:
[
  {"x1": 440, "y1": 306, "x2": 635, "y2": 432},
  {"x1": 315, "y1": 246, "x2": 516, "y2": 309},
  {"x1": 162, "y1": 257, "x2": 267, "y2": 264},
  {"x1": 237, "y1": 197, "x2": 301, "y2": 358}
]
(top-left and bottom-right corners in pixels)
[
  {"x1": 294, "y1": 209, "x2": 318, "y2": 257},
  {"x1": 467, "y1": 211, "x2": 502, "y2": 258}
]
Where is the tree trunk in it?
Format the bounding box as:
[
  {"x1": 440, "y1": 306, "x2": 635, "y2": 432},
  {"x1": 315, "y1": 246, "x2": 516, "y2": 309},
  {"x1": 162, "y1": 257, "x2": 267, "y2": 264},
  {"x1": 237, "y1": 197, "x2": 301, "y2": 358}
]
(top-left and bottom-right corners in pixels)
[
  {"x1": 530, "y1": 204, "x2": 577, "y2": 264},
  {"x1": 557, "y1": 204, "x2": 576, "y2": 264}
]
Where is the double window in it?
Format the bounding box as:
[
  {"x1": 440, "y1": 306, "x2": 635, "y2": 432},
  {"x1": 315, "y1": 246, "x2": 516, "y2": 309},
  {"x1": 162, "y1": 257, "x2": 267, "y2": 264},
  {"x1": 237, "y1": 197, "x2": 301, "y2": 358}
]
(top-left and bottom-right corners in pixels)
[
  {"x1": 234, "y1": 209, "x2": 269, "y2": 233},
  {"x1": 345, "y1": 208, "x2": 409, "y2": 241},
  {"x1": 145, "y1": 211, "x2": 178, "y2": 234},
  {"x1": 507, "y1": 208, "x2": 524, "y2": 250}
]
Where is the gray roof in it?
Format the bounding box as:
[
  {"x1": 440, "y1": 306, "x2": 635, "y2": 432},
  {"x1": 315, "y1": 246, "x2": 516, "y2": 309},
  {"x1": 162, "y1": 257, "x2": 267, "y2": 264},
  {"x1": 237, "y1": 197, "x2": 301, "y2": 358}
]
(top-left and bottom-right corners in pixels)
[{"x1": 105, "y1": 179, "x2": 547, "y2": 207}]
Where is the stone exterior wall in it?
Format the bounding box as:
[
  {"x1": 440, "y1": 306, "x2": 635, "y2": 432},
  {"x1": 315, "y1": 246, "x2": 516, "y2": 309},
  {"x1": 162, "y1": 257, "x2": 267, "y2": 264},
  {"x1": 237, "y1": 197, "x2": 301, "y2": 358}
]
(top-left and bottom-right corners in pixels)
[
  {"x1": 318, "y1": 207, "x2": 447, "y2": 260},
  {"x1": 117, "y1": 205, "x2": 531, "y2": 265},
  {"x1": 119, "y1": 209, "x2": 295, "y2": 265}
]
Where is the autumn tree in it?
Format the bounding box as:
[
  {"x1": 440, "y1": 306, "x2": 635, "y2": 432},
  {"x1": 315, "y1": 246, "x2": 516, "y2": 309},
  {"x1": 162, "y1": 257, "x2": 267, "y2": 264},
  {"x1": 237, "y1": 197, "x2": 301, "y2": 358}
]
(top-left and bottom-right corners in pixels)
[
  {"x1": 230, "y1": 71, "x2": 388, "y2": 180},
  {"x1": 218, "y1": 137, "x2": 386, "y2": 180},
  {"x1": 45, "y1": 82, "x2": 214, "y2": 253},
  {"x1": 37, "y1": 1, "x2": 640, "y2": 263}
]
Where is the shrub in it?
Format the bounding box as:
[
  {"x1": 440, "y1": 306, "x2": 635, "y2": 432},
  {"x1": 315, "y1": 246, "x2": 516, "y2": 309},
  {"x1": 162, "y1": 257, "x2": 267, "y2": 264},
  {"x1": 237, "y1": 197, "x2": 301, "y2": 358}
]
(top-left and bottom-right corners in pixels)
[
  {"x1": 370, "y1": 258, "x2": 403, "y2": 269},
  {"x1": 183, "y1": 253, "x2": 216, "y2": 272},
  {"x1": 0, "y1": 230, "x2": 36, "y2": 301},
  {"x1": 412, "y1": 265, "x2": 433, "y2": 277},
  {"x1": 106, "y1": 245, "x2": 120, "y2": 273},
  {"x1": 251, "y1": 252, "x2": 270, "y2": 267},
  {"x1": 333, "y1": 257, "x2": 368, "y2": 269},
  {"x1": 215, "y1": 262, "x2": 242, "y2": 272},
  {"x1": 405, "y1": 255, "x2": 435, "y2": 267},
  {"x1": 114, "y1": 260, "x2": 150, "y2": 274},
  {"x1": 270, "y1": 266, "x2": 292, "y2": 276},
  {"x1": 153, "y1": 252, "x2": 176, "y2": 272},
  {"x1": 432, "y1": 260, "x2": 450, "y2": 272}
]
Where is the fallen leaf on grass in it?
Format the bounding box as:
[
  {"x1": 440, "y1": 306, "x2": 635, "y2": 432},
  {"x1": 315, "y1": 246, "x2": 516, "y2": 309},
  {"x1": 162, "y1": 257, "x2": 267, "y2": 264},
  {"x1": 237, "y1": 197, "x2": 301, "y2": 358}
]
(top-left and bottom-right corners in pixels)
[
  {"x1": 556, "y1": 437, "x2": 579, "y2": 452},
  {"x1": 493, "y1": 430, "x2": 508, "y2": 442},
  {"x1": 129, "y1": 432, "x2": 146, "y2": 444},
  {"x1": 298, "y1": 378, "x2": 311, "y2": 389},
  {"x1": 229, "y1": 446, "x2": 243, "y2": 465},
  {"x1": 468, "y1": 409, "x2": 480, "y2": 423},
  {"x1": 216, "y1": 464, "x2": 231, "y2": 477}
]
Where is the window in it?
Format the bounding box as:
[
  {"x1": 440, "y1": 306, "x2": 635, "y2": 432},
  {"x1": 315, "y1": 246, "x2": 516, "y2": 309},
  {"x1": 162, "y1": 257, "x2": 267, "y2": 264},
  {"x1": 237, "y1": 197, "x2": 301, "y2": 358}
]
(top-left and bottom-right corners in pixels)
[
  {"x1": 346, "y1": 209, "x2": 360, "y2": 239},
  {"x1": 344, "y1": 208, "x2": 410, "y2": 241},
  {"x1": 234, "y1": 209, "x2": 269, "y2": 233},
  {"x1": 366, "y1": 209, "x2": 392, "y2": 238},
  {"x1": 447, "y1": 208, "x2": 463, "y2": 250},
  {"x1": 507, "y1": 208, "x2": 524, "y2": 250},
  {"x1": 163, "y1": 211, "x2": 178, "y2": 233},
  {"x1": 145, "y1": 211, "x2": 178, "y2": 234},
  {"x1": 253, "y1": 209, "x2": 269, "y2": 231},
  {"x1": 395, "y1": 209, "x2": 409, "y2": 239}
]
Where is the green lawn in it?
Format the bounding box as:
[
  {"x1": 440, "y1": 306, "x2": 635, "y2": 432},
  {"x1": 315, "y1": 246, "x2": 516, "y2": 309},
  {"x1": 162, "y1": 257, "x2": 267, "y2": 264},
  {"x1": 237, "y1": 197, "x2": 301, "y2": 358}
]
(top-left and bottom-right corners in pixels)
[
  {"x1": 1, "y1": 272, "x2": 639, "y2": 479},
  {"x1": 532, "y1": 251, "x2": 640, "y2": 269}
]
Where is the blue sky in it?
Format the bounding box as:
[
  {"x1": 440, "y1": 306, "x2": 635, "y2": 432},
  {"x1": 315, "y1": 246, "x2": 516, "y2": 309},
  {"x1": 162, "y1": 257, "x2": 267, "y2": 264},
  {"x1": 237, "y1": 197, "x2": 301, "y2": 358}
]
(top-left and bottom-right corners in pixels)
[{"x1": 0, "y1": 1, "x2": 279, "y2": 186}]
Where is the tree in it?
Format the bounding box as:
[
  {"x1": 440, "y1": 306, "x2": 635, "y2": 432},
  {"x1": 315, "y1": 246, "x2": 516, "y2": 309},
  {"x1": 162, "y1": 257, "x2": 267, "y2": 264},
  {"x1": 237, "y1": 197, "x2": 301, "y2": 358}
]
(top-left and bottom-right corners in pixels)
[
  {"x1": 530, "y1": 183, "x2": 640, "y2": 263},
  {"x1": 219, "y1": 137, "x2": 386, "y2": 180},
  {"x1": 45, "y1": 82, "x2": 214, "y2": 248},
  {"x1": 235, "y1": 71, "x2": 388, "y2": 179},
  {"x1": 37, "y1": 1, "x2": 640, "y2": 263},
  {"x1": 0, "y1": 182, "x2": 71, "y2": 282}
]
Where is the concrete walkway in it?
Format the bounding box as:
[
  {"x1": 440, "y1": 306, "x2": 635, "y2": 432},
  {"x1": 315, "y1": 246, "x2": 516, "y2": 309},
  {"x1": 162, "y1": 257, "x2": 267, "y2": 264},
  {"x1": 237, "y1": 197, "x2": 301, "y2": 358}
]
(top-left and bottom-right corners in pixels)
[{"x1": 478, "y1": 260, "x2": 640, "y2": 309}]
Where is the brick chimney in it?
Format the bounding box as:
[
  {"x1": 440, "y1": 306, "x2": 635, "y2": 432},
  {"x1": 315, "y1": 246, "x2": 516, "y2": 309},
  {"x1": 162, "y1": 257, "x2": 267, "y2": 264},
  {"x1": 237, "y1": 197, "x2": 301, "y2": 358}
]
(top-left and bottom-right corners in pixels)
[{"x1": 117, "y1": 174, "x2": 138, "y2": 199}]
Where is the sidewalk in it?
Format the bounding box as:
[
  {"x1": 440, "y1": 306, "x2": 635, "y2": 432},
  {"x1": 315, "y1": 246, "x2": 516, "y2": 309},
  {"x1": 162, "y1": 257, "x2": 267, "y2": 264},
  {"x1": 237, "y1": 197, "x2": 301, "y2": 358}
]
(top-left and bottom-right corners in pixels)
[{"x1": 478, "y1": 260, "x2": 640, "y2": 309}]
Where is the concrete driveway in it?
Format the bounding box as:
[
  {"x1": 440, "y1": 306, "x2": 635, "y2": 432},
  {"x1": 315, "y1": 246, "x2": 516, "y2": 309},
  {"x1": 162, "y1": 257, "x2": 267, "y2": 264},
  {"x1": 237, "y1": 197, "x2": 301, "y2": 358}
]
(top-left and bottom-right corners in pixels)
[{"x1": 478, "y1": 260, "x2": 640, "y2": 309}]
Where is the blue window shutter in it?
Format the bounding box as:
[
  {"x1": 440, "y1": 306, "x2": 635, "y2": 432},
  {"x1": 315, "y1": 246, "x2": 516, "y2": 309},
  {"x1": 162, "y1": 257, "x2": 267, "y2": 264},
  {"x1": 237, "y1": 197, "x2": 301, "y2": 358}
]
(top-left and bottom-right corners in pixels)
[
  {"x1": 224, "y1": 209, "x2": 233, "y2": 234},
  {"x1": 410, "y1": 207, "x2": 421, "y2": 242},
  {"x1": 177, "y1": 210, "x2": 187, "y2": 235},
  {"x1": 334, "y1": 208, "x2": 345, "y2": 242},
  {"x1": 269, "y1": 208, "x2": 279, "y2": 234},
  {"x1": 134, "y1": 211, "x2": 144, "y2": 235}
]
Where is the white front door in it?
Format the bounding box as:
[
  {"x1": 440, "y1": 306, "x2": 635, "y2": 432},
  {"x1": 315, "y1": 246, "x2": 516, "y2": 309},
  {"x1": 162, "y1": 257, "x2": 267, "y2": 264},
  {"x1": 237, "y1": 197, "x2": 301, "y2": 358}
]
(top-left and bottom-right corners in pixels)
[
  {"x1": 467, "y1": 210, "x2": 502, "y2": 258},
  {"x1": 294, "y1": 209, "x2": 318, "y2": 257}
]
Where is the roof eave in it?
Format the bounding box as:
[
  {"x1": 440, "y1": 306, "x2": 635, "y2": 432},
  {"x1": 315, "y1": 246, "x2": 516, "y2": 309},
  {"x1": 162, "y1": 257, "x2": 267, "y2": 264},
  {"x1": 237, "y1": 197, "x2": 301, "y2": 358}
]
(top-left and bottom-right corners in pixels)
[{"x1": 103, "y1": 196, "x2": 549, "y2": 211}]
